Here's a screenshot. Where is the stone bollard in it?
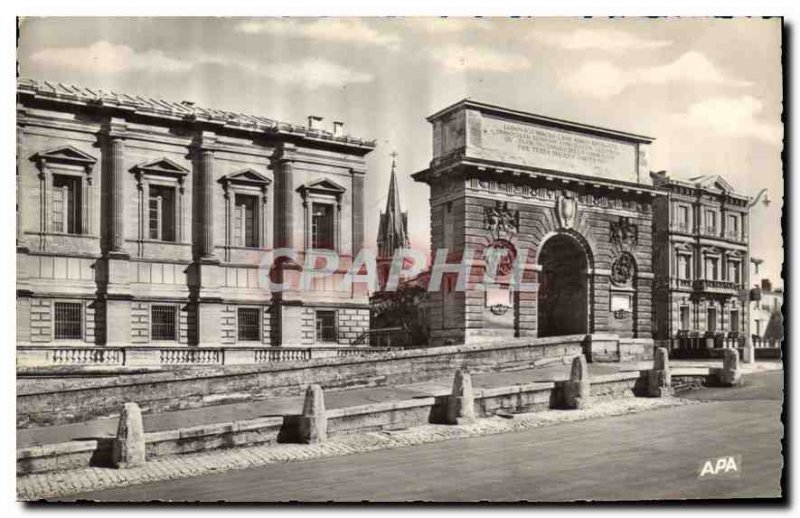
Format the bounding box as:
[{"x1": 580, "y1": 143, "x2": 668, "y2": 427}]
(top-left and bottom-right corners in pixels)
[
  {"x1": 742, "y1": 341, "x2": 755, "y2": 365},
  {"x1": 561, "y1": 354, "x2": 590, "y2": 409},
  {"x1": 297, "y1": 384, "x2": 327, "y2": 443},
  {"x1": 713, "y1": 349, "x2": 743, "y2": 387},
  {"x1": 112, "y1": 402, "x2": 146, "y2": 469},
  {"x1": 646, "y1": 347, "x2": 673, "y2": 397},
  {"x1": 445, "y1": 369, "x2": 476, "y2": 425}
]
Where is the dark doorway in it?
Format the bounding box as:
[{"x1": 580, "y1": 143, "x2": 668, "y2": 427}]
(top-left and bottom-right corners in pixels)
[{"x1": 537, "y1": 234, "x2": 589, "y2": 337}]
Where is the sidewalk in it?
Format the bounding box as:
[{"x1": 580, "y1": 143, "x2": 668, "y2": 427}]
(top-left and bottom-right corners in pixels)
[{"x1": 17, "y1": 358, "x2": 782, "y2": 448}]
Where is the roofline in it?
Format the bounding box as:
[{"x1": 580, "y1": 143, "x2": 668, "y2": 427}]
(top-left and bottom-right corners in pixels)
[
  {"x1": 426, "y1": 99, "x2": 655, "y2": 145},
  {"x1": 411, "y1": 157, "x2": 667, "y2": 196},
  {"x1": 17, "y1": 78, "x2": 376, "y2": 152},
  {"x1": 653, "y1": 174, "x2": 749, "y2": 201}
]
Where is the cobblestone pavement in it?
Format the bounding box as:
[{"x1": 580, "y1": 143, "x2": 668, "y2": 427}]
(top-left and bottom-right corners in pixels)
[{"x1": 19, "y1": 396, "x2": 700, "y2": 501}]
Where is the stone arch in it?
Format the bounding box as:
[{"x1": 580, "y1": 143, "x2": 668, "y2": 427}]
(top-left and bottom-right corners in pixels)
[{"x1": 536, "y1": 230, "x2": 594, "y2": 337}]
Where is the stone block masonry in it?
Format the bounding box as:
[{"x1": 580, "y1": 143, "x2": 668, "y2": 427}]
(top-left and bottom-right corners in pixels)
[
  {"x1": 130, "y1": 302, "x2": 149, "y2": 344},
  {"x1": 29, "y1": 299, "x2": 52, "y2": 343}
]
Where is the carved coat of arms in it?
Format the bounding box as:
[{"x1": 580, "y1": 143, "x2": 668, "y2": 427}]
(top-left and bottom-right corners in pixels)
[
  {"x1": 611, "y1": 252, "x2": 636, "y2": 285},
  {"x1": 610, "y1": 216, "x2": 638, "y2": 252},
  {"x1": 556, "y1": 192, "x2": 578, "y2": 229},
  {"x1": 484, "y1": 201, "x2": 519, "y2": 241}
]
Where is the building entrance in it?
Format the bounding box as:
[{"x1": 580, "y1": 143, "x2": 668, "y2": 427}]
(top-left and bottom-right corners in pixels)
[{"x1": 537, "y1": 233, "x2": 589, "y2": 337}]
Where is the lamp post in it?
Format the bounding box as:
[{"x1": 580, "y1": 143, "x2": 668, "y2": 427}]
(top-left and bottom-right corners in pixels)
[{"x1": 743, "y1": 188, "x2": 770, "y2": 364}]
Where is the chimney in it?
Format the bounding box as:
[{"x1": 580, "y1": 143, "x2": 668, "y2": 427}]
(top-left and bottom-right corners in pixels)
[
  {"x1": 307, "y1": 115, "x2": 323, "y2": 131},
  {"x1": 332, "y1": 121, "x2": 344, "y2": 137}
]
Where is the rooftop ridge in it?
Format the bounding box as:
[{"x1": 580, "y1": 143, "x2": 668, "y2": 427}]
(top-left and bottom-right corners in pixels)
[{"x1": 17, "y1": 78, "x2": 376, "y2": 148}]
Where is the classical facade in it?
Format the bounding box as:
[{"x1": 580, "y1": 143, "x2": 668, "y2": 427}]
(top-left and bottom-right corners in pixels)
[
  {"x1": 413, "y1": 100, "x2": 661, "y2": 353},
  {"x1": 16, "y1": 79, "x2": 374, "y2": 350},
  {"x1": 651, "y1": 171, "x2": 750, "y2": 350}
]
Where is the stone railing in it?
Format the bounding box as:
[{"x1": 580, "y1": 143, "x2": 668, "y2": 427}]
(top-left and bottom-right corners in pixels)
[
  {"x1": 253, "y1": 348, "x2": 312, "y2": 363},
  {"x1": 160, "y1": 348, "x2": 222, "y2": 365},
  {"x1": 50, "y1": 347, "x2": 124, "y2": 366},
  {"x1": 693, "y1": 279, "x2": 740, "y2": 292},
  {"x1": 670, "y1": 277, "x2": 694, "y2": 290},
  {"x1": 17, "y1": 345, "x2": 390, "y2": 370},
  {"x1": 669, "y1": 222, "x2": 691, "y2": 233}
]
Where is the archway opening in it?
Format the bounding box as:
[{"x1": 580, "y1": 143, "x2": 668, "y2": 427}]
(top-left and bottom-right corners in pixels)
[{"x1": 537, "y1": 233, "x2": 589, "y2": 337}]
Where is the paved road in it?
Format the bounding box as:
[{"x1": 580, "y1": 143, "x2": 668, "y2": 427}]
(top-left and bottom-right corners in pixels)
[{"x1": 70, "y1": 370, "x2": 783, "y2": 502}]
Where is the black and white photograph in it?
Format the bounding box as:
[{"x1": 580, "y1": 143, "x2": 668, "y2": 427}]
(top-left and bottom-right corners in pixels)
[{"x1": 10, "y1": 8, "x2": 788, "y2": 506}]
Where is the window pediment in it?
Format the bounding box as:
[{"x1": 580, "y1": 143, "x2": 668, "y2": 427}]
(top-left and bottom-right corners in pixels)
[
  {"x1": 33, "y1": 145, "x2": 97, "y2": 166},
  {"x1": 132, "y1": 157, "x2": 189, "y2": 179},
  {"x1": 32, "y1": 145, "x2": 97, "y2": 175},
  {"x1": 297, "y1": 178, "x2": 347, "y2": 198},
  {"x1": 219, "y1": 168, "x2": 271, "y2": 191}
]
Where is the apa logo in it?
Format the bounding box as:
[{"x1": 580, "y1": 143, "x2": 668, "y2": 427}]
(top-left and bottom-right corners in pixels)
[{"x1": 698, "y1": 455, "x2": 742, "y2": 479}]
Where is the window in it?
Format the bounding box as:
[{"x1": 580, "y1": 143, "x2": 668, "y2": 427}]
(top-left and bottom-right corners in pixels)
[
  {"x1": 706, "y1": 210, "x2": 717, "y2": 232},
  {"x1": 312, "y1": 203, "x2": 335, "y2": 249},
  {"x1": 707, "y1": 307, "x2": 717, "y2": 332},
  {"x1": 52, "y1": 175, "x2": 81, "y2": 234},
  {"x1": 677, "y1": 254, "x2": 691, "y2": 280},
  {"x1": 727, "y1": 215, "x2": 738, "y2": 238},
  {"x1": 237, "y1": 308, "x2": 260, "y2": 341},
  {"x1": 234, "y1": 194, "x2": 258, "y2": 248},
  {"x1": 54, "y1": 302, "x2": 82, "y2": 339},
  {"x1": 151, "y1": 305, "x2": 177, "y2": 341},
  {"x1": 705, "y1": 257, "x2": 719, "y2": 280},
  {"x1": 677, "y1": 205, "x2": 689, "y2": 229},
  {"x1": 728, "y1": 261, "x2": 740, "y2": 284},
  {"x1": 148, "y1": 185, "x2": 176, "y2": 242},
  {"x1": 680, "y1": 306, "x2": 690, "y2": 330},
  {"x1": 315, "y1": 310, "x2": 337, "y2": 343},
  {"x1": 730, "y1": 310, "x2": 739, "y2": 333}
]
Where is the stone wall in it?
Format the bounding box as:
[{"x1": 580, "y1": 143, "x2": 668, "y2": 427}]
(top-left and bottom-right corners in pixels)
[{"x1": 18, "y1": 335, "x2": 588, "y2": 428}]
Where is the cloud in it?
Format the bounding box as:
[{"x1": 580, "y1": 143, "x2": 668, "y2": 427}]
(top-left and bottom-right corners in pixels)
[
  {"x1": 674, "y1": 96, "x2": 782, "y2": 145},
  {"x1": 244, "y1": 58, "x2": 374, "y2": 90},
  {"x1": 405, "y1": 17, "x2": 491, "y2": 34},
  {"x1": 29, "y1": 40, "x2": 373, "y2": 90},
  {"x1": 29, "y1": 41, "x2": 192, "y2": 74},
  {"x1": 431, "y1": 44, "x2": 531, "y2": 72},
  {"x1": 532, "y1": 28, "x2": 673, "y2": 52},
  {"x1": 235, "y1": 18, "x2": 401, "y2": 50},
  {"x1": 561, "y1": 51, "x2": 752, "y2": 98}
]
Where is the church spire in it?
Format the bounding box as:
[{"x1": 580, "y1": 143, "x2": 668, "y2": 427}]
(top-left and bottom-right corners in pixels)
[{"x1": 377, "y1": 151, "x2": 409, "y2": 260}]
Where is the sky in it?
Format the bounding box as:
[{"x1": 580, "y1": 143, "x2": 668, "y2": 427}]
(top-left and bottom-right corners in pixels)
[{"x1": 17, "y1": 17, "x2": 784, "y2": 287}]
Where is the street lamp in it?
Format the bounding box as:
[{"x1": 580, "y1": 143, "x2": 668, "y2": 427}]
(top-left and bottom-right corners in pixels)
[
  {"x1": 743, "y1": 188, "x2": 770, "y2": 364},
  {"x1": 748, "y1": 188, "x2": 771, "y2": 209}
]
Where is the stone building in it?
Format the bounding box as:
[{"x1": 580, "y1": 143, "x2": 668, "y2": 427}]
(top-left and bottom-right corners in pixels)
[
  {"x1": 412, "y1": 99, "x2": 661, "y2": 357},
  {"x1": 650, "y1": 171, "x2": 750, "y2": 350},
  {"x1": 16, "y1": 79, "x2": 374, "y2": 351}
]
